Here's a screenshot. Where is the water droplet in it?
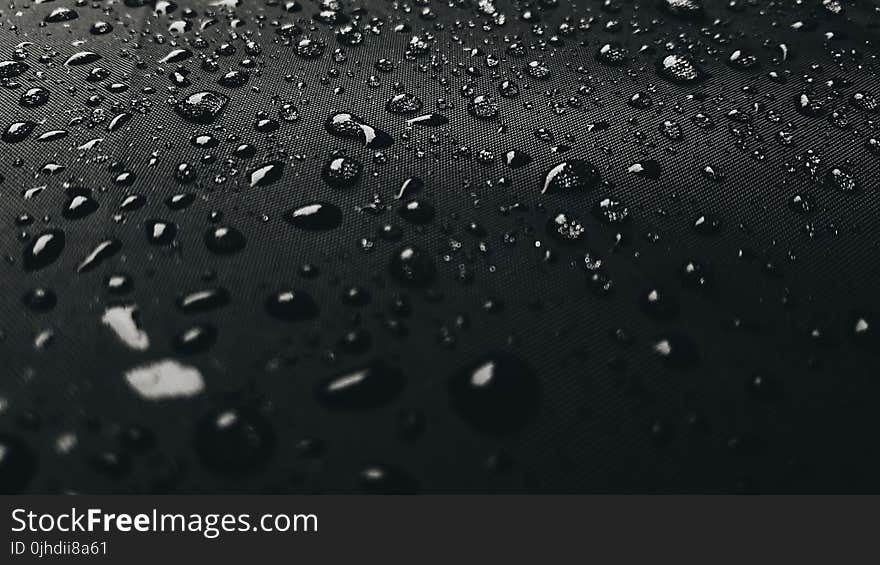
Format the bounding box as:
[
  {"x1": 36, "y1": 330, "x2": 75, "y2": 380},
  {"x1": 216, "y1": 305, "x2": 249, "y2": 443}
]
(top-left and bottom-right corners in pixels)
[
  {"x1": 90, "y1": 20, "x2": 113, "y2": 34},
  {"x1": 388, "y1": 245, "x2": 436, "y2": 287},
  {"x1": 173, "y1": 324, "x2": 218, "y2": 354},
  {"x1": 358, "y1": 464, "x2": 419, "y2": 493},
  {"x1": 659, "y1": 0, "x2": 704, "y2": 19},
  {"x1": 396, "y1": 177, "x2": 424, "y2": 199},
  {"x1": 64, "y1": 51, "x2": 101, "y2": 66},
  {"x1": 177, "y1": 287, "x2": 230, "y2": 314},
  {"x1": 0, "y1": 61, "x2": 30, "y2": 79},
  {"x1": 45, "y1": 7, "x2": 79, "y2": 22},
  {"x1": 23, "y1": 229, "x2": 65, "y2": 271},
  {"x1": 386, "y1": 93, "x2": 423, "y2": 115},
  {"x1": 145, "y1": 219, "x2": 177, "y2": 246},
  {"x1": 727, "y1": 48, "x2": 760, "y2": 71},
  {"x1": 265, "y1": 289, "x2": 318, "y2": 321},
  {"x1": 397, "y1": 199, "x2": 436, "y2": 224},
  {"x1": 284, "y1": 202, "x2": 343, "y2": 230},
  {"x1": 204, "y1": 225, "x2": 246, "y2": 254},
  {"x1": 596, "y1": 42, "x2": 629, "y2": 66},
  {"x1": 19, "y1": 87, "x2": 49, "y2": 108},
  {"x1": 174, "y1": 91, "x2": 229, "y2": 124},
  {"x1": 641, "y1": 287, "x2": 679, "y2": 319},
  {"x1": 76, "y1": 239, "x2": 121, "y2": 273},
  {"x1": 406, "y1": 114, "x2": 449, "y2": 127},
  {"x1": 249, "y1": 161, "x2": 284, "y2": 187},
  {"x1": 322, "y1": 156, "x2": 362, "y2": 188},
  {"x1": 315, "y1": 361, "x2": 405, "y2": 411},
  {"x1": 62, "y1": 187, "x2": 99, "y2": 220},
  {"x1": 547, "y1": 212, "x2": 586, "y2": 244},
  {"x1": 159, "y1": 48, "x2": 193, "y2": 64},
  {"x1": 504, "y1": 149, "x2": 532, "y2": 168},
  {"x1": 628, "y1": 159, "x2": 663, "y2": 180},
  {"x1": 325, "y1": 112, "x2": 393, "y2": 148},
  {"x1": 825, "y1": 167, "x2": 858, "y2": 192},
  {"x1": 103, "y1": 304, "x2": 150, "y2": 351},
  {"x1": 467, "y1": 94, "x2": 500, "y2": 119},
  {"x1": 497, "y1": 79, "x2": 520, "y2": 98},
  {"x1": 22, "y1": 287, "x2": 56, "y2": 312},
  {"x1": 2, "y1": 121, "x2": 37, "y2": 143},
  {"x1": 448, "y1": 354, "x2": 540, "y2": 435},
  {"x1": 106, "y1": 113, "x2": 132, "y2": 133},
  {"x1": 541, "y1": 160, "x2": 601, "y2": 194},
  {"x1": 794, "y1": 92, "x2": 824, "y2": 117},
  {"x1": 656, "y1": 54, "x2": 706, "y2": 84},
  {"x1": 278, "y1": 103, "x2": 300, "y2": 122},
  {"x1": 593, "y1": 197, "x2": 630, "y2": 224},
  {"x1": 194, "y1": 407, "x2": 276, "y2": 475},
  {"x1": 652, "y1": 333, "x2": 700, "y2": 369},
  {"x1": 217, "y1": 69, "x2": 250, "y2": 88}
]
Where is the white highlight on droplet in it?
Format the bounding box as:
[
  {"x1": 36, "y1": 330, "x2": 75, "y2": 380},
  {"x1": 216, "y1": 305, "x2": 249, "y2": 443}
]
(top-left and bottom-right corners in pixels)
[
  {"x1": 102, "y1": 304, "x2": 149, "y2": 351},
  {"x1": 55, "y1": 432, "x2": 77, "y2": 454},
  {"x1": 125, "y1": 359, "x2": 204, "y2": 400}
]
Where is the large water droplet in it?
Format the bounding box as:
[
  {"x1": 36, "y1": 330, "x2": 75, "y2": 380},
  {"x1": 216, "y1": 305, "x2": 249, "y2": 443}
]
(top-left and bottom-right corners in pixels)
[
  {"x1": 125, "y1": 359, "x2": 204, "y2": 400},
  {"x1": 467, "y1": 95, "x2": 500, "y2": 119},
  {"x1": 2, "y1": 121, "x2": 37, "y2": 143},
  {"x1": 656, "y1": 54, "x2": 706, "y2": 84},
  {"x1": 45, "y1": 7, "x2": 79, "y2": 22},
  {"x1": 64, "y1": 51, "x2": 101, "y2": 66},
  {"x1": 0, "y1": 61, "x2": 30, "y2": 79},
  {"x1": 62, "y1": 187, "x2": 99, "y2": 220},
  {"x1": 249, "y1": 161, "x2": 284, "y2": 187},
  {"x1": 386, "y1": 93, "x2": 423, "y2": 115},
  {"x1": 159, "y1": 48, "x2": 193, "y2": 64},
  {"x1": 174, "y1": 91, "x2": 229, "y2": 124},
  {"x1": 19, "y1": 87, "x2": 49, "y2": 107},
  {"x1": 321, "y1": 156, "x2": 362, "y2": 188}
]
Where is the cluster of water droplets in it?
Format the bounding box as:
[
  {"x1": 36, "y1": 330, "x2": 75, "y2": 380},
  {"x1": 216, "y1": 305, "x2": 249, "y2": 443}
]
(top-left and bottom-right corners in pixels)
[{"x1": 1, "y1": 0, "x2": 878, "y2": 493}]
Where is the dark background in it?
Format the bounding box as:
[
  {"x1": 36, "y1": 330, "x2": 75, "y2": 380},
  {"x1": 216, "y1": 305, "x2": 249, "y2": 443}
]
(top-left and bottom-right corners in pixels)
[{"x1": 1, "y1": 0, "x2": 879, "y2": 493}]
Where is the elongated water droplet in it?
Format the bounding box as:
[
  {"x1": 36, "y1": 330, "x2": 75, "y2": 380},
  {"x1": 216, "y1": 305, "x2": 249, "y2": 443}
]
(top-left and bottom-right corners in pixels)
[
  {"x1": 249, "y1": 161, "x2": 284, "y2": 187},
  {"x1": 315, "y1": 361, "x2": 405, "y2": 411},
  {"x1": 284, "y1": 202, "x2": 343, "y2": 230}
]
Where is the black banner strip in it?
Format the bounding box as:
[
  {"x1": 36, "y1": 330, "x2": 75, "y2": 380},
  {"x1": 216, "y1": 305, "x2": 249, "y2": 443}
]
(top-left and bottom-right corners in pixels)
[{"x1": 1, "y1": 496, "x2": 876, "y2": 563}]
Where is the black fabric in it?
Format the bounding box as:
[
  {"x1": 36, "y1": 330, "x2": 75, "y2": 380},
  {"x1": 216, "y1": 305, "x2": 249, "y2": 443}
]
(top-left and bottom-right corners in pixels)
[{"x1": 1, "y1": 0, "x2": 880, "y2": 493}]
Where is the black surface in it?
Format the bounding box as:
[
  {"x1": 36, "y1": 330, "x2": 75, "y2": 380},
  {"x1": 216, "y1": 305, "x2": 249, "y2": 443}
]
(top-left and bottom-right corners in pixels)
[{"x1": 1, "y1": 0, "x2": 880, "y2": 493}]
